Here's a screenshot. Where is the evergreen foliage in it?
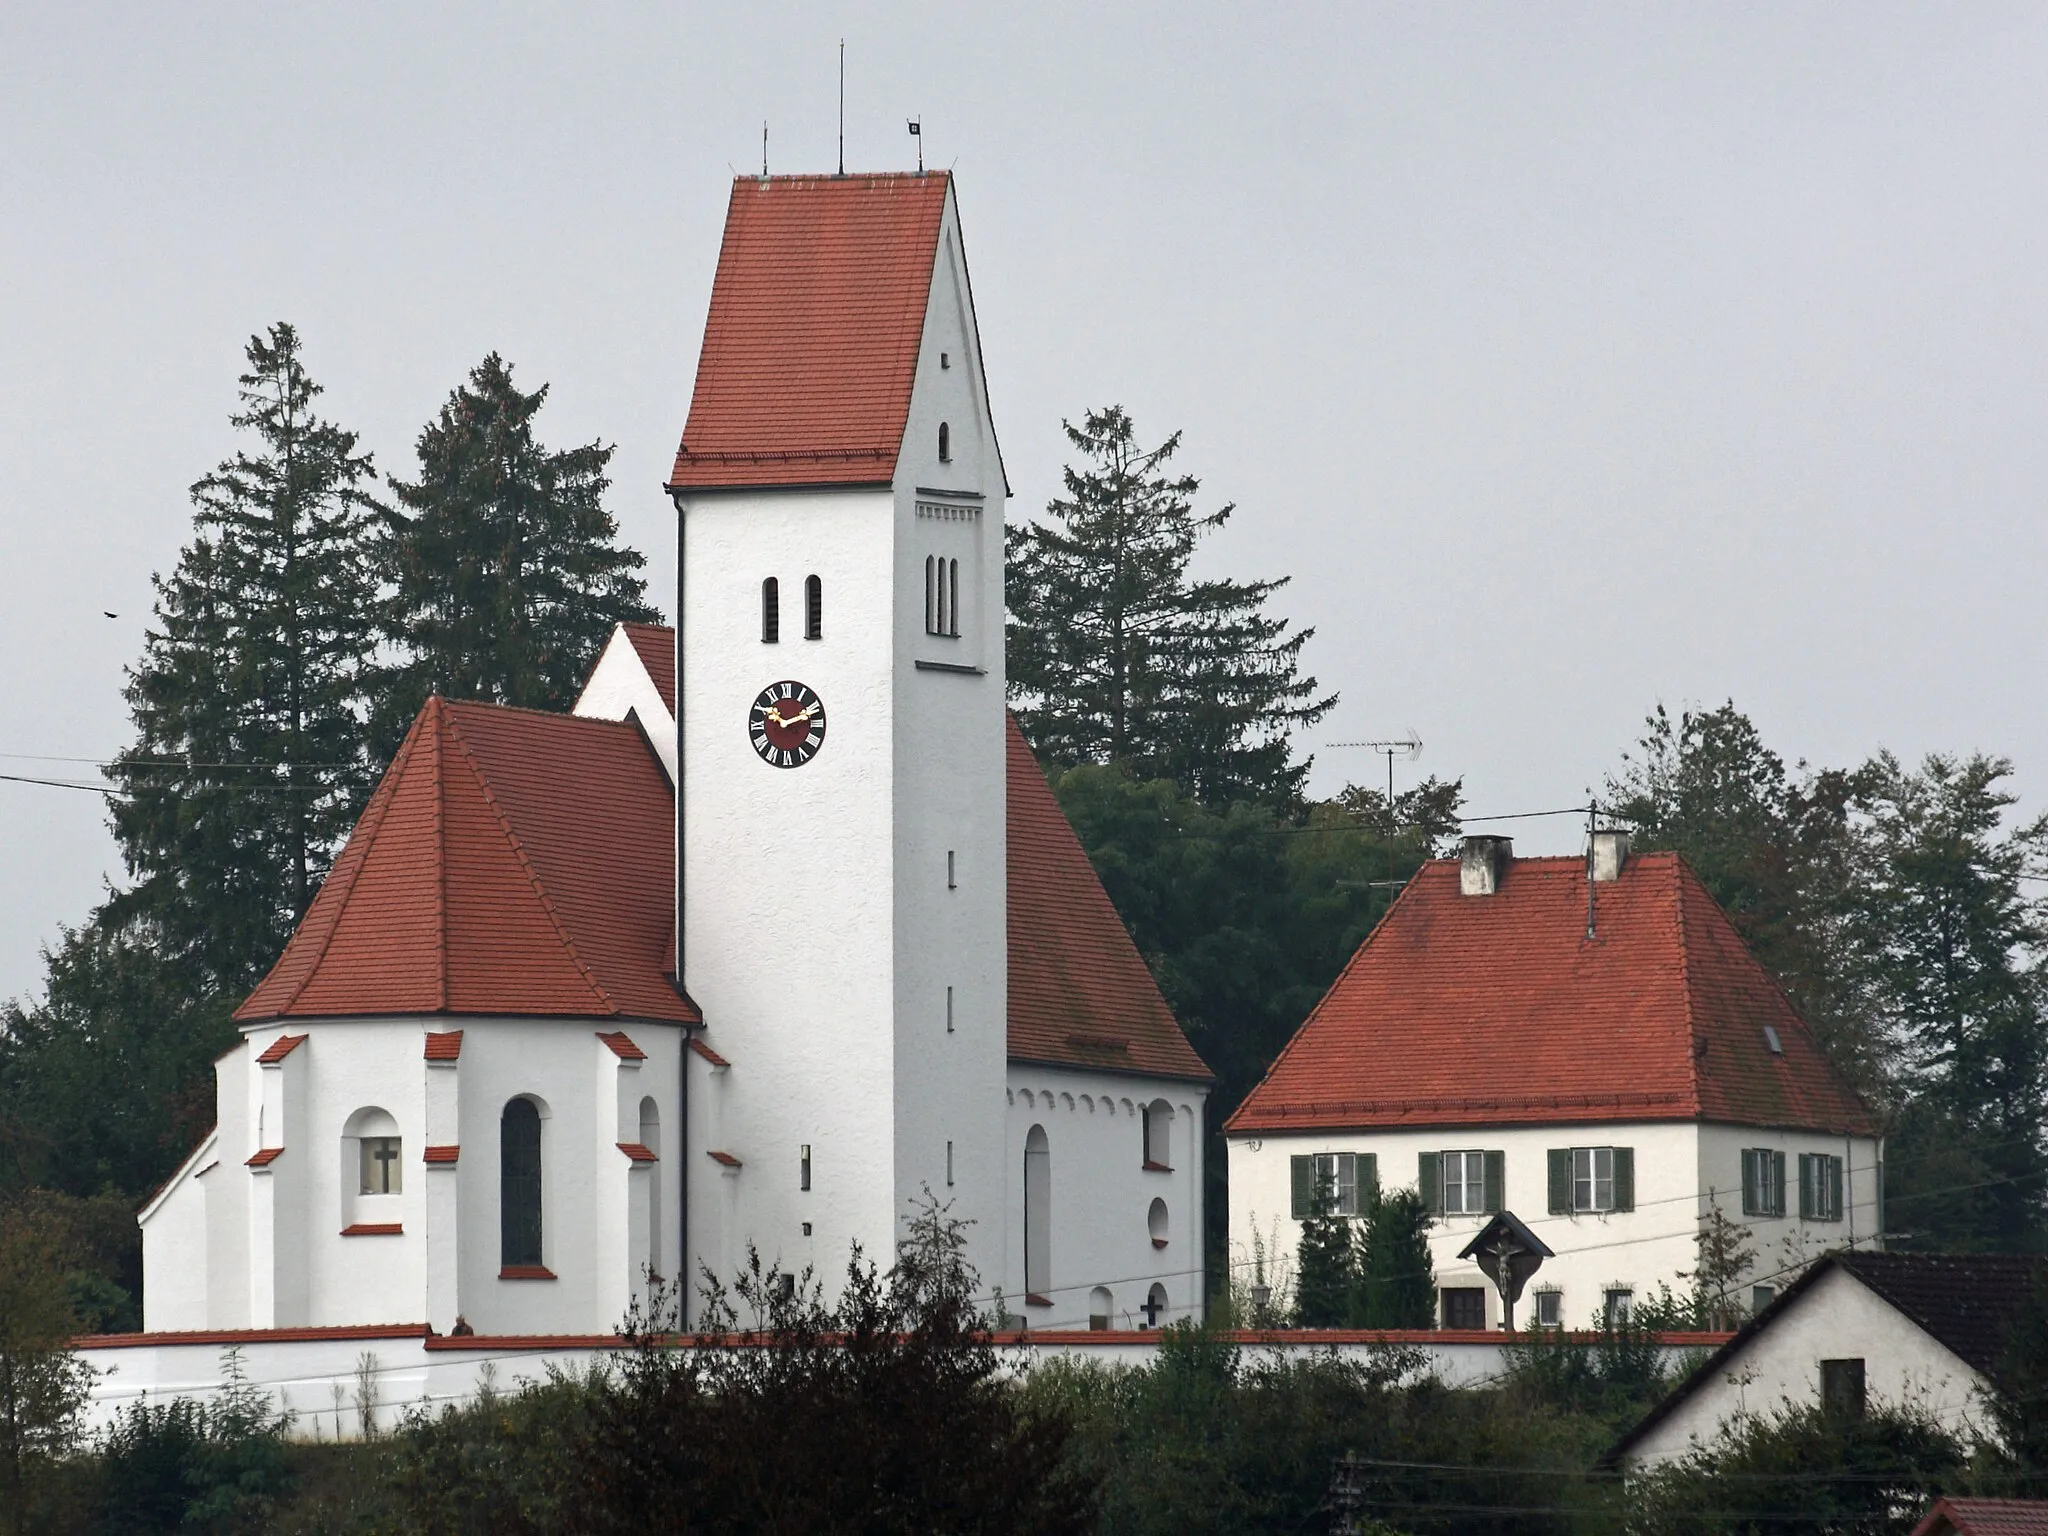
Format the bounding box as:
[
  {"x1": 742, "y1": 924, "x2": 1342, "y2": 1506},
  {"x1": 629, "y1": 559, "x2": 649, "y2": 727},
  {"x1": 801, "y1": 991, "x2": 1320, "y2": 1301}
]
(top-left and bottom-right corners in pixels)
[
  {"x1": 0, "y1": 1198, "x2": 95, "y2": 1536},
  {"x1": 1007, "y1": 406, "x2": 1335, "y2": 807},
  {"x1": 1293, "y1": 1170, "x2": 1353, "y2": 1328},
  {"x1": 106, "y1": 322, "x2": 385, "y2": 989},
  {"x1": 379, "y1": 352, "x2": 658, "y2": 747},
  {"x1": 1351, "y1": 1190, "x2": 1437, "y2": 1330}
]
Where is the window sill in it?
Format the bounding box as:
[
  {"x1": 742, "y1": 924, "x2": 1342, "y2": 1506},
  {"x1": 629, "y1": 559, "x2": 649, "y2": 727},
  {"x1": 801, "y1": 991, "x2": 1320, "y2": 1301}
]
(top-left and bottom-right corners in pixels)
[
  {"x1": 1024, "y1": 1293, "x2": 1053, "y2": 1309},
  {"x1": 1151, "y1": 1237, "x2": 1168, "y2": 1250},
  {"x1": 341, "y1": 1223, "x2": 403, "y2": 1237},
  {"x1": 500, "y1": 1265, "x2": 557, "y2": 1281},
  {"x1": 1142, "y1": 1160, "x2": 1173, "y2": 1174},
  {"x1": 914, "y1": 659, "x2": 984, "y2": 675}
]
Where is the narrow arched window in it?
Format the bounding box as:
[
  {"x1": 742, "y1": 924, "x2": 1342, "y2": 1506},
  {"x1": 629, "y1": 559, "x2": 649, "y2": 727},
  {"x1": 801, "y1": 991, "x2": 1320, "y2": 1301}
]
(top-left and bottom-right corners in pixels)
[
  {"x1": 804, "y1": 575, "x2": 822, "y2": 640},
  {"x1": 761, "y1": 577, "x2": 780, "y2": 643},
  {"x1": 1024, "y1": 1124, "x2": 1050, "y2": 1300},
  {"x1": 1088, "y1": 1286, "x2": 1112, "y2": 1331},
  {"x1": 938, "y1": 421, "x2": 951, "y2": 462},
  {"x1": 947, "y1": 559, "x2": 960, "y2": 637},
  {"x1": 501, "y1": 1098, "x2": 543, "y2": 1269},
  {"x1": 924, "y1": 556, "x2": 937, "y2": 635}
]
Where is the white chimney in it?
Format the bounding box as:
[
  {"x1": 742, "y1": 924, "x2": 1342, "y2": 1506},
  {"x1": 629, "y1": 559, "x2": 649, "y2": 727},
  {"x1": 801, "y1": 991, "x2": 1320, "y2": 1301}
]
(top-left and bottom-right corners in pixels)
[
  {"x1": 1459, "y1": 835, "x2": 1513, "y2": 896},
  {"x1": 1591, "y1": 829, "x2": 1630, "y2": 883}
]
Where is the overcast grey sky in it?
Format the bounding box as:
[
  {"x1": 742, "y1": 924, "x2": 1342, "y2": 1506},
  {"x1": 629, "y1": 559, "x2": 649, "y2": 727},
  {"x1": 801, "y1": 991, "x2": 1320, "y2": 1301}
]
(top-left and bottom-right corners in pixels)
[{"x1": 4, "y1": 4, "x2": 2047, "y2": 1007}]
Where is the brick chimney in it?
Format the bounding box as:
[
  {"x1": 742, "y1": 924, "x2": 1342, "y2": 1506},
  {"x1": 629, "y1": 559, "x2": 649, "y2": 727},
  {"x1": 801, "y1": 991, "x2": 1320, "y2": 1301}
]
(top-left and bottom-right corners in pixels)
[
  {"x1": 1591, "y1": 829, "x2": 1630, "y2": 883},
  {"x1": 1459, "y1": 835, "x2": 1513, "y2": 896}
]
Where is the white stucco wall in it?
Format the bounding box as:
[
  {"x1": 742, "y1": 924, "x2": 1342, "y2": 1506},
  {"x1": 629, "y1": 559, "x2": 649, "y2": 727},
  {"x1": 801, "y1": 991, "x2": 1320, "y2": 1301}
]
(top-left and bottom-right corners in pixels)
[
  {"x1": 1694, "y1": 1123, "x2": 1883, "y2": 1284},
  {"x1": 139, "y1": 1018, "x2": 683, "y2": 1339},
  {"x1": 1621, "y1": 1263, "x2": 1992, "y2": 1465},
  {"x1": 1006, "y1": 1066, "x2": 1208, "y2": 1330},
  {"x1": 572, "y1": 627, "x2": 677, "y2": 782}
]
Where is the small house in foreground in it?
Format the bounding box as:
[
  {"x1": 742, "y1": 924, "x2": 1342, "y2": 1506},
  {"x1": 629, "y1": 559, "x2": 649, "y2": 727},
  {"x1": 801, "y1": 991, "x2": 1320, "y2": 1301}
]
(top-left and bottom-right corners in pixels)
[
  {"x1": 1609, "y1": 1252, "x2": 2044, "y2": 1467},
  {"x1": 1227, "y1": 832, "x2": 1880, "y2": 1329},
  {"x1": 1911, "y1": 1498, "x2": 2048, "y2": 1536}
]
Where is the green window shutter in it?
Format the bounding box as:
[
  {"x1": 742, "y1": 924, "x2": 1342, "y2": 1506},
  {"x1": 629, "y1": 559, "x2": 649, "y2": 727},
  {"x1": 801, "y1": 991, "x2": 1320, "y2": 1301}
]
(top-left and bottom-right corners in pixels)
[
  {"x1": 1290, "y1": 1155, "x2": 1312, "y2": 1220},
  {"x1": 1828, "y1": 1156, "x2": 1844, "y2": 1222},
  {"x1": 1360, "y1": 1152, "x2": 1379, "y2": 1203},
  {"x1": 1740, "y1": 1149, "x2": 1759, "y2": 1216},
  {"x1": 1612, "y1": 1147, "x2": 1635, "y2": 1211},
  {"x1": 1483, "y1": 1150, "x2": 1506, "y2": 1213},
  {"x1": 1797, "y1": 1153, "x2": 1814, "y2": 1220},
  {"x1": 1418, "y1": 1151, "x2": 1441, "y2": 1214},
  {"x1": 1547, "y1": 1149, "x2": 1571, "y2": 1214}
]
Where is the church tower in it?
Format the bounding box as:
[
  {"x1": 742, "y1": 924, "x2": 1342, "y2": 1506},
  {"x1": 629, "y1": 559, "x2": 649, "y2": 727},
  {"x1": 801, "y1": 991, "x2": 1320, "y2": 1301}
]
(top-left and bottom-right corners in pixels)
[{"x1": 666, "y1": 173, "x2": 1010, "y2": 1302}]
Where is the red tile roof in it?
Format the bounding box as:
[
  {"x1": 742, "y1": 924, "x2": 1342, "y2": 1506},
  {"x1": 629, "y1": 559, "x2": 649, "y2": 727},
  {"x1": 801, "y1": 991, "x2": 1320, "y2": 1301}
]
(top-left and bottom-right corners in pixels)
[
  {"x1": 255, "y1": 1033, "x2": 306, "y2": 1064},
  {"x1": 423, "y1": 1031, "x2": 463, "y2": 1061},
  {"x1": 667, "y1": 174, "x2": 950, "y2": 490},
  {"x1": 1229, "y1": 851, "x2": 1874, "y2": 1136},
  {"x1": 340, "y1": 1223, "x2": 403, "y2": 1237},
  {"x1": 596, "y1": 1030, "x2": 647, "y2": 1061},
  {"x1": 1914, "y1": 1499, "x2": 2048, "y2": 1536},
  {"x1": 622, "y1": 623, "x2": 676, "y2": 714},
  {"x1": 1006, "y1": 716, "x2": 1211, "y2": 1083},
  {"x1": 617, "y1": 1142, "x2": 657, "y2": 1163},
  {"x1": 422, "y1": 1145, "x2": 459, "y2": 1165},
  {"x1": 689, "y1": 1037, "x2": 730, "y2": 1068},
  {"x1": 237, "y1": 696, "x2": 697, "y2": 1026},
  {"x1": 245, "y1": 1147, "x2": 283, "y2": 1168},
  {"x1": 706, "y1": 1150, "x2": 742, "y2": 1168}
]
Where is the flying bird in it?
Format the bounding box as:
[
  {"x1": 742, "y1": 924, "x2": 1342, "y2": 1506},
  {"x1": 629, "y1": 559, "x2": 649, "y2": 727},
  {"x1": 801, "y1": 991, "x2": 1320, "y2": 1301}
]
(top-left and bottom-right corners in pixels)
[{"x1": 103, "y1": 611, "x2": 117, "y2": 618}]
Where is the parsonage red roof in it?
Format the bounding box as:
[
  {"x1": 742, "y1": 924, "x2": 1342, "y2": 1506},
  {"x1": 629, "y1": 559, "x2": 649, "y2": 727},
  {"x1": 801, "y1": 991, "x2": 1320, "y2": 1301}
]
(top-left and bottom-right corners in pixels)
[
  {"x1": 667, "y1": 173, "x2": 952, "y2": 491},
  {"x1": 1006, "y1": 716, "x2": 1210, "y2": 1083},
  {"x1": 1228, "y1": 849, "x2": 1874, "y2": 1136},
  {"x1": 238, "y1": 696, "x2": 696, "y2": 1026}
]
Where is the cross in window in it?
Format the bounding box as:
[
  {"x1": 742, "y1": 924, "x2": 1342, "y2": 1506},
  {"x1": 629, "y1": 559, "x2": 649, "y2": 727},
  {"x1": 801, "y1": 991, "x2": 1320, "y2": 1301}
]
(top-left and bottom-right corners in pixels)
[
  {"x1": 1140, "y1": 1292, "x2": 1165, "y2": 1327},
  {"x1": 371, "y1": 1140, "x2": 399, "y2": 1193}
]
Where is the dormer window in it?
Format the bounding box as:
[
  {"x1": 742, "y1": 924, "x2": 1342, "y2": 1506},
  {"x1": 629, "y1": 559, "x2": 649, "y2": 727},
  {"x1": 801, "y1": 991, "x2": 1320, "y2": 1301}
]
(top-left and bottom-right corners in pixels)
[
  {"x1": 761, "y1": 578, "x2": 780, "y2": 643},
  {"x1": 938, "y1": 422, "x2": 951, "y2": 462}
]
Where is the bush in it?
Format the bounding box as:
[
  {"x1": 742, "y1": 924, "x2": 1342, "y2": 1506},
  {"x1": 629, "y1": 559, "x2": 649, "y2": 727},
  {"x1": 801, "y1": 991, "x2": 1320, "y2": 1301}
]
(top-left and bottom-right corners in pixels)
[{"x1": 96, "y1": 1348, "x2": 294, "y2": 1533}]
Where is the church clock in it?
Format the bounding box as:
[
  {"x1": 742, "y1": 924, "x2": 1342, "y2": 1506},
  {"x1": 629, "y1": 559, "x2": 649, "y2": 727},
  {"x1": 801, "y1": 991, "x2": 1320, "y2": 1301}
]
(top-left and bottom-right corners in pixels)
[{"x1": 748, "y1": 681, "x2": 827, "y2": 768}]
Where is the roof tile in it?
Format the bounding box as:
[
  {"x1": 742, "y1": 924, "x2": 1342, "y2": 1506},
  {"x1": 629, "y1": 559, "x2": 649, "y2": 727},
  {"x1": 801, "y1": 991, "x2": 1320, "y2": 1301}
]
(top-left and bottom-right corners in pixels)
[
  {"x1": 1228, "y1": 852, "x2": 1874, "y2": 1135},
  {"x1": 668, "y1": 174, "x2": 949, "y2": 489}
]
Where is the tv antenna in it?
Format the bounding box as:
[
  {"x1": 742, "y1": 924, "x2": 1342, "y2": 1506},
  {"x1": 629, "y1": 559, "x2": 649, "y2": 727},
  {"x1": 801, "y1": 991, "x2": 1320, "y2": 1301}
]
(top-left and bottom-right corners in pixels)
[
  {"x1": 762, "y1": 120, "x2": 769, "y2": 177},
  {"x1": 908, "y1": 116, "x2": 922, "y2": 173},
  {"x1": 1326, "y1": 734, "x2": 1424, "y2": 897},
  {"x1": 837, "y1": 39, "x2": 845, "y2": 176}
]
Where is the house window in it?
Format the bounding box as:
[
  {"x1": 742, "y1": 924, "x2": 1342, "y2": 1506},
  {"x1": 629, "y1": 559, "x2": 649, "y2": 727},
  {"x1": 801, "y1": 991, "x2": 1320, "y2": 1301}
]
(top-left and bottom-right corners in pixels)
[
  {"x1": 1024, "y1": 1125, "x2": 1050, "y2": 1300},
  {"x1": 1604, "y1": 1288, "x2": 1634, "y2": 1327},
  {"x1": 804, "y1": 575, "x2": 822, "y2": 640},
  {"x1": 1142, "y1": 1101, "x2": 1173, "y2": 1170},
  {"x1": 1799, "y1": 1153, "x2": 1844, "y2": 1222},
  {"x1": 1533, "y1": 1290, "x2": 1563, "y2": 1329},
  {"x1": 938, "y1": 421, "x2": 951, "y2": 462},
  {"x1": 1821, "y1": 1358, "x2": 1866, "y2": 1419},
  {"x1": 1442, "y1": 1150, "x2": 1487, "y2": 1215},
  {"x1": 500, "y1": 1098, "x2": 544, "y2": 1269},
  {"x1": 761, "y1": 577, "x2": 780, "y2": 643},
  {"x1": 1440, "y1": 1287, "x2": 1486, "y2": 1330},
  {"x1": 1742, "y1": 1148, "x2": 1787, "y2": 1217},
  {"x1": 1751, "y1": 1284, "x2": 1777, "y2": 1315},
  {"x1": 1548, "y1": 1146, "x2": 1636, "y2": 1213},
  {"x1": 1421, "y1": 1149, "x2": 1500, "y2": 1215},
  {"x1": 1291, "y1": 1152, "x2": 1376, "y2": 1218}
]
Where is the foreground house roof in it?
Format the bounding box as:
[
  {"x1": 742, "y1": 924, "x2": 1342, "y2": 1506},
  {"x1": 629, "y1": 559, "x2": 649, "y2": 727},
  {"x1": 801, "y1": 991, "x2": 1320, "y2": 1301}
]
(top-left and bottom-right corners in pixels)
[
  {"x1": 1607, "y1": 1251, "x2": 2047, "y2": 1468},
  {"x1": 1228, "y1": 849, "x2": 1875, "y2": 1135},
  {"x1": 238, "y1": 696, "x2": 696, "y2": 1025},
  {"x1": 1006, "y1": 716, "x2": 1211, "y2": 1083},
  {"x1": 1914, "y1": 1499, "x2": 2048, "y2": 1536},
  {"x1": 667, "y1": 173, "x2": 951, "y2": 490}
]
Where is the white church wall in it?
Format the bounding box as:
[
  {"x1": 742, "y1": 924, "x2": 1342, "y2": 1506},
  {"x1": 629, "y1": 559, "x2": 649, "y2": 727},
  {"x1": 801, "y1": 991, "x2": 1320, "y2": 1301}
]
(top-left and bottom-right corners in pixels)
[
  {"x1": 139, "y1": 1130, "x2": 216, "y2": 1333},
  {"x1": 1228, "y1": 1121, "x2": 1705, "y2": 1328},
  {"x1": 1005, "y1": 1066, "x2": 1208, "y2": 1330},
  {"x1": 892, "y1": 185, "x2": 1012, "y2": 1291},
  {"x1": 206, "y1": 1043, "x2": 251, "y2": 1328},
  {"x1": 677, "y1": 482, "x2": 906, "y2": 1313}
]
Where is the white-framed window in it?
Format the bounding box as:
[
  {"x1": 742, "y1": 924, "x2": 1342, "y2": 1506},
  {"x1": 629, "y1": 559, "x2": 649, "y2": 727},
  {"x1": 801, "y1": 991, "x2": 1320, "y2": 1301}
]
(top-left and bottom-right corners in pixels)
[
  {"x1": 1799, "y1": 1153, "x2": 1844, "y2": 1222},
  {"x1": 1742, "y1": 1148, "x2": 1787, "y2": 1217},
  {"x1": 1533, "y1": 1289, "x2": 1563, "y2": 1329},
  {"x1": 1548, "y1": 1146, "x2": 1636, "y2": 1212},
  {"x1": 1576, "y1": 1147, "x2": 1613, "y2": 1212},
  {"x1": 1603, "y1": 1288, "x2": 1634, "y2": 1327},
  {"x1": 1290, "y1": 1151, "x2": 1375, "y2": 1217},
  {"x1": 1442, "y1": 1150, "x2": 1486, "y2": 1215}
]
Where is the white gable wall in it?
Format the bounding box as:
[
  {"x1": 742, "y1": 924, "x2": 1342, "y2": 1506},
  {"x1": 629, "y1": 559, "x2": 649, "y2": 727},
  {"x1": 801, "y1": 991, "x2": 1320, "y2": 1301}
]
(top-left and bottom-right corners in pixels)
[
  {"x1": 1621, "y1": 1262, "x2": 1992, "y2": 1465},
  {"x1": 572, "y1": 628, "x2": 677, "y2": 783}
]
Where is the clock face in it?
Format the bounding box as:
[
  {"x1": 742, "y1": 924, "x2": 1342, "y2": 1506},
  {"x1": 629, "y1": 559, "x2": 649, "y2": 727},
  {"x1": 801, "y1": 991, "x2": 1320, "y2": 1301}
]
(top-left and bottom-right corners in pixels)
[{"x1": 748, "y1": 681, "x2": 827, "y2": 768}]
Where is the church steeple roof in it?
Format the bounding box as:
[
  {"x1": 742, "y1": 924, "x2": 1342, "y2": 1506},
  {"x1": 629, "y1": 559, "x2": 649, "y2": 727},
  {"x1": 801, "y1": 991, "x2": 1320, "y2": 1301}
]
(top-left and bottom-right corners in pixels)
[
  {"x1": 236, "y1": 696, "x2": 696, "y2": 1026},
  {"x1": 667, "y1": 172, "x2": 953, "y2": 491}
]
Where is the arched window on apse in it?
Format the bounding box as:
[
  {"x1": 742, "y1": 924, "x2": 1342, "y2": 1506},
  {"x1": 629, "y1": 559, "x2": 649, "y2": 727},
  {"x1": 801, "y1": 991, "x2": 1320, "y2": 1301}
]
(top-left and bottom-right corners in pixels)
[
  {"x1": 1088, "y1": 1286, "x2": 1113, "y2": 1332},
  {"x1": 1024, "y1": 1124, "x2": 1050, "y2": 1303},
  {"x1": 804, "y1": 575, "x2": 822, "y2": 640},
  {"x1": 1142, "y1": 1100, "x2": 1173, "y2": 1170},
  {"x1": 501, "y1": 1098, "x2": 544, "y2": 1270},
  {"x1": 947, "y1": 559, "x2": 960, "y2": 637},
  {"x1": 938, "y1": 421, "x2": 951, "y2": 462},
  {"x1": 761, "y1": 577, "x2": 780, "y2": 644}
]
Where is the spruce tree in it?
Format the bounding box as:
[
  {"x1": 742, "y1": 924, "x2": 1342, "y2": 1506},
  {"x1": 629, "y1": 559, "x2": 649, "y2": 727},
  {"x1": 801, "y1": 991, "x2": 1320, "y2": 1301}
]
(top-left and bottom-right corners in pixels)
[
  {"x1": 106, "y1": 322, "x2": 385, "y2": 988},
  {"x1": 379, "y1": 353, "x2": 658, "y2": 745},
  {"x1": 1351, "y1": 1189, "x2": 1436, "y2": 1329},
  {"x1": 1293, "y1": 1170, "x2": 1353, "y2": 1327},
  {"x1": 1007, "y1": 406, "x2": 1334, "y2": 807}
]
